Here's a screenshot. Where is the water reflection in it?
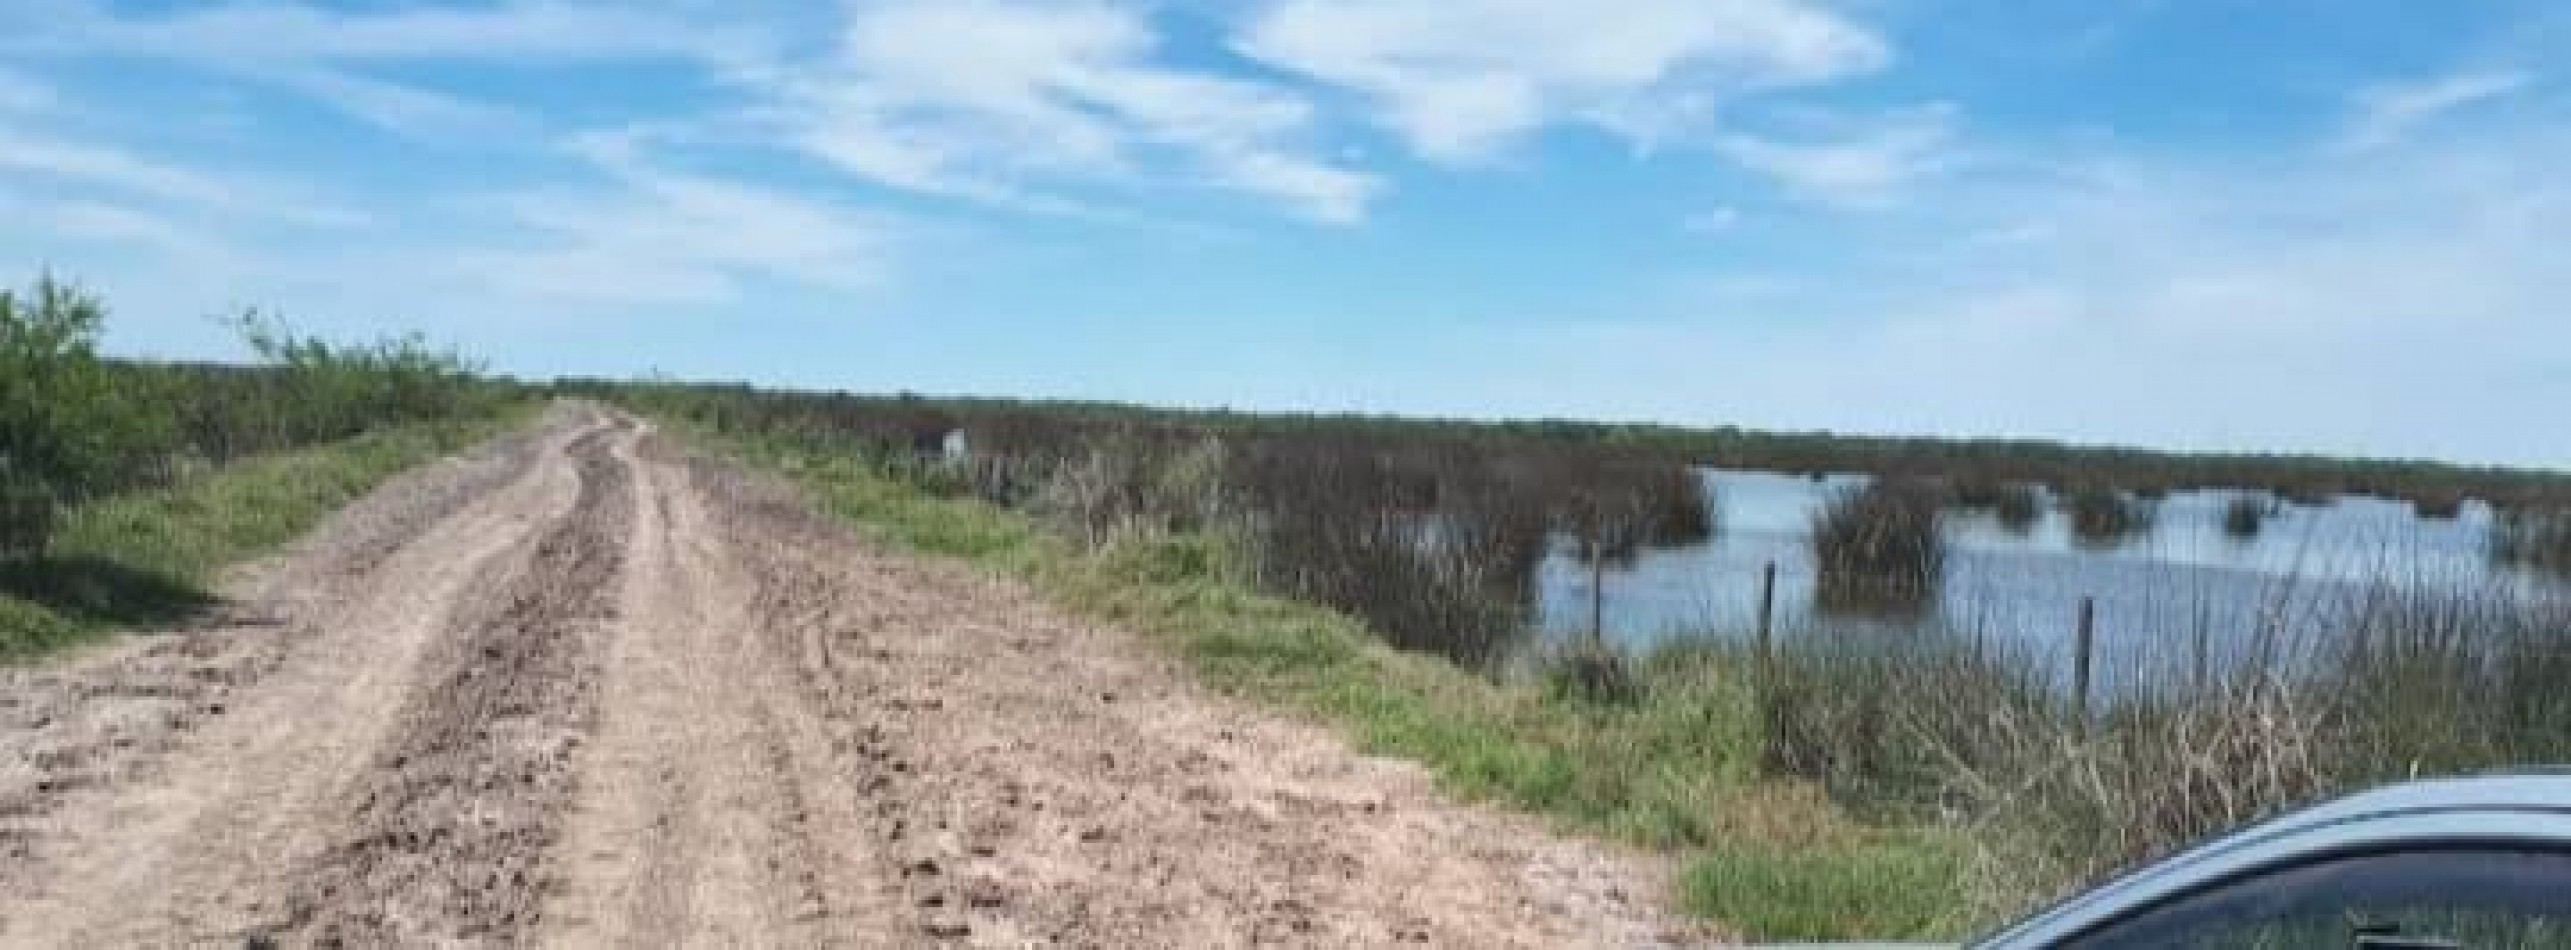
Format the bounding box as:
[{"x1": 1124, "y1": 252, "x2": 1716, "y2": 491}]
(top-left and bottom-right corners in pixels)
[{"x1": 1536, "y1": 468, "x2": 2563, "y2": 699}]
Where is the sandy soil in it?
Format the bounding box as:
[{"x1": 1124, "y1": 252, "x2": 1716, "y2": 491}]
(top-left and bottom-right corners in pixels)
[{"x1": 0, "y1": 404, "x2": 1717, "y2": 948}]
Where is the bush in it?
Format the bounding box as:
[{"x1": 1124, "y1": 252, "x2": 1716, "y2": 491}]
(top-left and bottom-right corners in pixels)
[
  {"x1": 2411, "y1": 491, "x2": 2465, "y2": 520},
  {"x1": 4, "y1": 273, "x2": 501, "y2": 560},
  {"x1": 1810, "y1": 480, "x2": 1945, "y2": 611},
  {"x1": 2220, "y1": 495, "x2": 2267, "y2": 539},
  {"x1": 1992, "y1": 485, "x2": 2042, "y2": 533},
  {"x1": 0, "y1": 277, "x2": 158, "y2": 557},
  {"x1": 2064, "y1": 485, "x2": 2151, "y2": 546},
  {"x1": 2491, "y1": 508, "x2": 2571, "y2": 574}
]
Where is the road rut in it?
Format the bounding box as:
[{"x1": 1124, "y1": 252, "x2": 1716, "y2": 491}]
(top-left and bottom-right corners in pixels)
[{"x1": 0, "y1": 405, "x2": 1713, "y2": 948}]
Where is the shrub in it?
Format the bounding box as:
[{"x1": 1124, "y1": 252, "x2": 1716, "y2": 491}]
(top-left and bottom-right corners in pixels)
[
  {"x1": 2220, "y1": 495, "x2": 2267, "y2": 539},
  {"x1": 0, "y1": 277, "x2": 158, "y2": 556},
  {"x1": 1992, "y1": 485, "x2": 2042, "y2": 533},
  {"x1": 2064, "y1": 486, "x2": 2151, "y2": 546},
  {"x1": 2491, "y1": 508, "x2": 2571, "y2": 574},
  {"x1": 1810, "y1": 480, "x2": 1945, "y2": 611},
  {"x1": 2411, "y1": 491, "x2": 2465, "y2": 520}
]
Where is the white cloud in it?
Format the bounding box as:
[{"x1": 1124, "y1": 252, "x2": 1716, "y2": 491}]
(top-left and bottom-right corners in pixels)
[
  {"x1": 2339, "y1": 68, "x2": 2532, "y2": 153},
  {"x1": 780, "y1": 0, "x2": 1376, "y2": 222},
  {"x1": 1450, "y1": 125, "x2": 2571, "y2": 464},
  {"x1": 9, "y1": 1, "x2": 769, "y2": 68},
  {"x1": 261, "y1": 66, "x2": 531, "y2": 141},
  {"x1": 0, "y1": 125, "x2": 360, "y2": 227},
  {"x1": 41, "y1": 199, "x2": 231, "y2": 263},
  {"x1": 1713, "y1": 103, "x2": 1957, "y2": 205},
  {"x1": 1237, "y1": 0, "x2": 1888, "y2": 161},
  {"x1": 470, "y1": 141, "x2": 891, "y2": 307},
  {"x1": 1, "y1": 1, "x2": 772, "y2": 142}
]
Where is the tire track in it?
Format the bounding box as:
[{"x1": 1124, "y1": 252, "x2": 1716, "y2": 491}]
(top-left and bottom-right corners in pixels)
[
  {"x1": 0, "y1": 407, "x2": 610, "y2": 946},
  {"x1": 682, "y1": 450, "x2": 1718, "y2": 948},
  {"x1": 274, "y1": 420, "x2": 638, "y2": 946},
  {"x1": 543, "y1": 430, "x2": 905, "y2": 946}
]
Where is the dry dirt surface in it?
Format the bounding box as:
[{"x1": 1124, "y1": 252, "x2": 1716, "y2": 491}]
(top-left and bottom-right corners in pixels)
[{"x1": 0, "y1": 404, "x2": 1718, "y2": 948}]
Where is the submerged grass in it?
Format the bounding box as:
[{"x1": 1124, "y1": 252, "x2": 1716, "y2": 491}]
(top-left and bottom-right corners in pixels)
[
  {"x1": 1811, "y1": 480, "x2": 1945, "y2": 612},
  {"x1": 0, "y1": 411, "x2": 520, "y2": 661},
  {"x1": 688, "y1": 424, "x2": 1978, "y2": 943}
]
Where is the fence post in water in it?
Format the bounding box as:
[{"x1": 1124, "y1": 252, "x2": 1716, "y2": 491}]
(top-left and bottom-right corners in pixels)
[
  {"x1": 2073, "y1": 596, "x2": 2096, "y2": 734},
  {"x1": 2192, "y1": 621, "x2": 2211, "y2": 697},
  {"x1": 1589, "y1": 538, "x2": 1607, "y2": 650},
  {"x1": 1755, "y1": 560, "x2": 1777, "y2": 675}
]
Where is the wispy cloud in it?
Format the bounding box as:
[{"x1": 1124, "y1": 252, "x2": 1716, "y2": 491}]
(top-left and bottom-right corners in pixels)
[
  {"x1": 1713, "y1": 103, "x2": 1958, "y2": 206},
  {"x1": 1236, "y1": 0, "x2": 1888, "y2": 162},
  {"x1": 40, "y1": 198, "x2": 232, "y2": 263},
  {"x1": 778, "y1": 0, "x2": 1376, "y2": 222},
  {"x1": 2339, "y1": 68, "x2": 2532, "y2": 153},
  {"x1": 466, "y1": 136, "x2": 892, "y2": 307},
  {"x1": 0, "y1": 124, "x2": 360, "y2": 227},
  {"x1": 6, "y1": 1, "x2": 770, "y2": 67},
  {"x1": 260, "y1": 65, "x2": 531, "y2": 141},
  {"x1": 1467, "y1": 124, "x2": 2571, "y2": 464},
  {"x1": 1, "y1": 1, "x2": 772, "y2": 141}
]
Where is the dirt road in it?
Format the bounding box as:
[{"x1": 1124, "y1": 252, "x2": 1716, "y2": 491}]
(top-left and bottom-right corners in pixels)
[{"x1": 0, "y1": 405, "x2": 1711, "y2": 947}]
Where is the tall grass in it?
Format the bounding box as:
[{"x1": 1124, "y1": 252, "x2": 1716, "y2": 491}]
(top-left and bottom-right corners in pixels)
[
  {"x1": 1810, "y1": 480, "x2": 1945, "y2": 613},
  {"x1": 1744, "y1": 575, "x2": 2571, "y2": 922},
  {"x1": 2492, "y1": 508, "x2": 2571, "y2": 575}
]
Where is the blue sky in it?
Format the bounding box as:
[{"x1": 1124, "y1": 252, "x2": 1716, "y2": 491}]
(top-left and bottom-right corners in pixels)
[{"x1": 2, "y1": 1, "x2": 2566, "y2": 466}]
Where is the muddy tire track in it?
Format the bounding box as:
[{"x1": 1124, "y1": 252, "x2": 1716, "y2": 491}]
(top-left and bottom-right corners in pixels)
[
  {"x1": 275, "y1": 420, "x2": 637, "y2": 945},
  {"x1": 0, "y1": 405, "x2": 610, "y2": 946}
]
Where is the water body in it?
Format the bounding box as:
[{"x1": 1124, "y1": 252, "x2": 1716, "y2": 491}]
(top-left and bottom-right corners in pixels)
[{"x1": 1534, "y1": 469, "x2": 2565, "y2": 699}]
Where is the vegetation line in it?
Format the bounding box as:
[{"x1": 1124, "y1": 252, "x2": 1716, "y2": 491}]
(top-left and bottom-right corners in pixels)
[{"x1": 3, "y1": 273, "x2": 516, "y2": 661}]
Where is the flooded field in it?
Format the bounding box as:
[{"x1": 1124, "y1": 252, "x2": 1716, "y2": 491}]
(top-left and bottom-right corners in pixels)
[{"x1": 1536, "y1": 469, "x2": 2567, "y2": 699}]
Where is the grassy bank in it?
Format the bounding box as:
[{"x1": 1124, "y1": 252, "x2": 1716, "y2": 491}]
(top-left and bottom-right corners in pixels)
[
  {"x1": 688, "y1": 424, "x2": 1977, "y2": 942},
  {"x1": 0, "y1": 411, "x2": 520, "y2": 660}
]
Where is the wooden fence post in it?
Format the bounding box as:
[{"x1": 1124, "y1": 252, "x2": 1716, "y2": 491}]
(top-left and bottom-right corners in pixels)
[
  {"x1": 1589, "y1": 537, "x2": 1606, "y2": 650},
  {"x1": 2073, "y1": 595, "x2": 2096, "y2": 733},
  {"x1": 1756, "y1": 560, "x2": 1777, "y2": 675},
  {"x1": 2192, "y1": 621, "x2": 2211, "y2": 697}
]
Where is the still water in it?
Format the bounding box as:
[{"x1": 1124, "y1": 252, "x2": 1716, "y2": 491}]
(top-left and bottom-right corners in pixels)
[{"x1": 1534, "y1": 469, "x2": 2563, "y2": 699}]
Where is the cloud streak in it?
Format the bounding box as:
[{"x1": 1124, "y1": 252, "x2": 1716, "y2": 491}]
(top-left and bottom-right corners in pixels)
[
  {"x1": 1237, "y1": 0, "x2": 1888, "y2": 161},
  {"x1": 2339, "y1": 68, "x2": 2533, "y2": 152}
]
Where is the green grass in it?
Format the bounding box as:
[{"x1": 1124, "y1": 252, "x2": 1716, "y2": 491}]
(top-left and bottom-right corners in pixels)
[
  {"x1": 696, "y1": 429, "x2": 1976, "y2": 943},
  {"x1": 0, "y1": 409, "x2": 523, "y2": 661},
  {"x1": 1684, "y1": 831, "x2": 1973, "y2": 939}
]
